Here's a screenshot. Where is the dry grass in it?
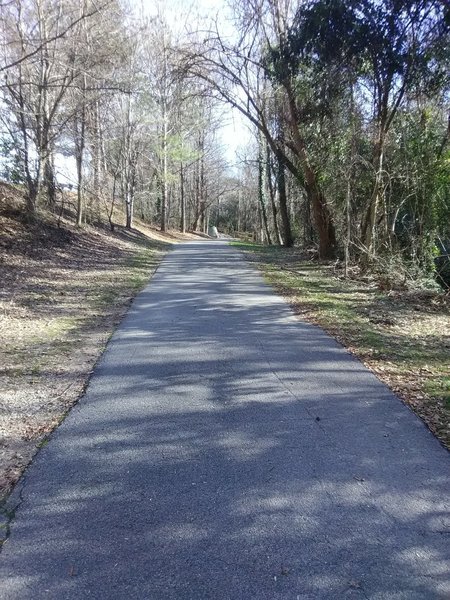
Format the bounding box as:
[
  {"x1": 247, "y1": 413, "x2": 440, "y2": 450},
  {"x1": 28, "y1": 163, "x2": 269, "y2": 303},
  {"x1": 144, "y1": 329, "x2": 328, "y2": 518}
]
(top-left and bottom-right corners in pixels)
[{"x1": 233, "y1": 242, "x2": 450, "y2": 450}]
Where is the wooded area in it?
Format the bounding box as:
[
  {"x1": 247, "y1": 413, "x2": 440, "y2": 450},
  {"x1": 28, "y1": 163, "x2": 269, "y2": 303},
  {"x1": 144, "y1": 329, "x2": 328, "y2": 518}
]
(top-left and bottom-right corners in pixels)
[{"x1": 1, "y1": 0, "x2": 449, "y2": 286}]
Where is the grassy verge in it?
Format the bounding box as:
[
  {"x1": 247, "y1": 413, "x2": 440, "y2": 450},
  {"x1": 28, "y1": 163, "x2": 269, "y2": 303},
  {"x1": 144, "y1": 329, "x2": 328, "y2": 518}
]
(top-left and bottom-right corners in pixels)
[
  {"x1": 0, "y1": 219, "x2": 172, "y2": 507},
  {"x1": 233, "y1": 241, "x2": 450, "y2": 450}
]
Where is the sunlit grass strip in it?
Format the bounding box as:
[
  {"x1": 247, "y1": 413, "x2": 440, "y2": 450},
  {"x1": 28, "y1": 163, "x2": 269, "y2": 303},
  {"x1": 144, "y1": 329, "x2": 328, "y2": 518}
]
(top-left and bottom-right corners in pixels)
[{"x1": 232, "y1": 241, "x2": 450, "y2": 448}]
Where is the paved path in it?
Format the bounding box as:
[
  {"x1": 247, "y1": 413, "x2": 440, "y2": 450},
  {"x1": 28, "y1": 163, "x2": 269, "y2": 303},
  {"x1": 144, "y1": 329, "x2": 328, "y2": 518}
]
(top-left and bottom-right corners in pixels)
[{"x1": 1, "y1": 241, "x2": 449, "y2": 599}]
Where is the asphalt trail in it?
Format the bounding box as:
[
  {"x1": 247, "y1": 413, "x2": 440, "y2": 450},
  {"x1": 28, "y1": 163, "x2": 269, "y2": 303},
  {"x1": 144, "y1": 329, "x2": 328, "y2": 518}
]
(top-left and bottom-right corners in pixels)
[{"x1": 0, "y1": 241, "x2": 449, "y2": 599}]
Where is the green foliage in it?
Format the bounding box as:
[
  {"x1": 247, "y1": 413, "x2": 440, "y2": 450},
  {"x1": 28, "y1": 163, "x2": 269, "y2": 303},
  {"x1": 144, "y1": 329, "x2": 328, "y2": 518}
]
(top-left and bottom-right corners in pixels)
[
  {"x1": 263, "y1": 0, "x2": 449, "y2": 280},
  {"x1": 0, "y1": 137, "x2": 24, "y2": 184},
  {"x1": 287, "y1": 0, "x2": 448, "y2": 87},
  {"x1": 388, "y1": 108, "x2": 450, "y2": 277}
]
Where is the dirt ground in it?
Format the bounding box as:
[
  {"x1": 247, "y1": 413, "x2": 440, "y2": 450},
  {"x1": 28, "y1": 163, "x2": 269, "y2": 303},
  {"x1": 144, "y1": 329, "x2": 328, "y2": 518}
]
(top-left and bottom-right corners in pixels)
[{"x1": 0, "y1": 183, "x2": 200, "y2": 507}]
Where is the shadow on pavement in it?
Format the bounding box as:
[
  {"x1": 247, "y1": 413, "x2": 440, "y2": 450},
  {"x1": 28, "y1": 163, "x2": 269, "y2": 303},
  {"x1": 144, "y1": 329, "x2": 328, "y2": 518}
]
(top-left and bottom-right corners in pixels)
[{"x1": 1, "y1": 242, "x2": 449, "y2": 599}]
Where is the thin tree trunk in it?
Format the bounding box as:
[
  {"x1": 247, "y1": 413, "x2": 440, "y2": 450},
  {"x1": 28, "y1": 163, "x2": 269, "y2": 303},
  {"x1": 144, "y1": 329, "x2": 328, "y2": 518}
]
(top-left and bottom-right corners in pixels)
[
  {"x1": 17, "y1": 87, "x2": 38, "y2": 213},
  {"x1": 75, "y1": 75, "x2": 87, "y2": 227},
  {"x1": 237, "y1": 190, "x2": 241, "y2": 232},
  {"x1": 345, "y1": 81, "x2": 357, "y2": 277},
  {"x1": 276, "y1": 149, "x2": 293, "y2": 247},
  {"x1": 160, "y1": 100, "x2": 168, "y2": 231},
  {"x1": 44, "y1": 148, "x2": 56, "y2": 209},
  {"x1": 180, "y1": 163, "x2": 186, "y2": 233},
  {"x1": 258, "y1": 131, "x2": 272, "y2": 244},
  {"x1": 108, "y1": 175, "x2": 117, "y2": 231},
  {"x1": 92, "y1": 98, "x2": 102, "y2": 200},
  {"x1": 75, "y1": 114, "x2": 85, "y2": 227},
  {"x1": 362, "y1": 132, "x2": 384, "y2": 259},
  {"x1": 266, "y1": 143, "x2": 282, "y2": 245},
  {"x1": 123, "y1": 92, "x2": 134, "y2": 230},
  {"x1": 126, "y1": 185, "x2": 134, "y2": 228},
  {"x1": 192, "y1": 160, "x2": 200, "y2": 231},
  {"x1": 125, "y1": 159, "x2": 135, "y2": 229}
]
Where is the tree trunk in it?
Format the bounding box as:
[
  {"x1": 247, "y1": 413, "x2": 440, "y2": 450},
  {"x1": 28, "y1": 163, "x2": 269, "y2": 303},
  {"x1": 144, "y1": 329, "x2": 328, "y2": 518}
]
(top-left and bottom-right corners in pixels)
[
  {"x1": 258, "y1": 131, "x2": 272, "y2": 244},
  {"x1": 345, "y1": 80, "x2": 357, "y2": 276},
  {"x1": 361, "y1": 134, "x2": 384, "y2": 259},
  {"x1": 237, "y1": 190, "x2": 241, "y2": 232},
  {"x1": 192, "y1": 163, "x2": 200, "y2": 231},
  {"x1": 276, "y1": 149, "x2": 294, "y2": 247},
  {"x1": 75, "y1": 78, "x2": 86, "y2": 227},
  {"x1": 92, "y1": 98, "x2": 102, "y2": 200},
  {"x1": 43, "y1": 149, "x2": 56, "y2": 209},
  {"x1": 126, "y1": 187, "x2": 134, "y2": 229},
  {"x1": 160, "y1": 102, "x2": 168, "y2": 232},
  {"x1": 180, "y1": 163, "x2": 186, "y2": 233},
  {"x1": 123, "y1": 92, "x2": 134, "y2": 230},
  {"x1": 285, "y1": 84, "x2": 336, "y2": 258},
  {"x1": 309, "y1": 185, "x2": 337, "y2": 259},
  {"x1": 266, "y1": 143, "x2": 282, "y2": 245},
  {"x1": 17, "y1": 86, "x2": 38, "y2": 213},
  {"x1": 75, "y1": 135, "x2": 84, "y2": 227},
  {"x1": 108, "y1": 175, "x2": 117, "y2": 231}
]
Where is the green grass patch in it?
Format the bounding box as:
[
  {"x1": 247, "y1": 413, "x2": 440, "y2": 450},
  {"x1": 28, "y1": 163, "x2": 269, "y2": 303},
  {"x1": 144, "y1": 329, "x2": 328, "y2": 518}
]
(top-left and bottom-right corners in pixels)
[
  {"x1": 425, "y1": 375, "x2": 450, "y2": 409},
  {"x1": 126, "y1": 245, "x2": 161, "y2": 290}
]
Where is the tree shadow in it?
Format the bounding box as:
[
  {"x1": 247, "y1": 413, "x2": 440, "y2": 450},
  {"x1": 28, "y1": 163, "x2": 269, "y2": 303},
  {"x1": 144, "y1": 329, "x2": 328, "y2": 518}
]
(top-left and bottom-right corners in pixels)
[{"x1": 1, "y1": 241, "x2": 449, "y2": 599}]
